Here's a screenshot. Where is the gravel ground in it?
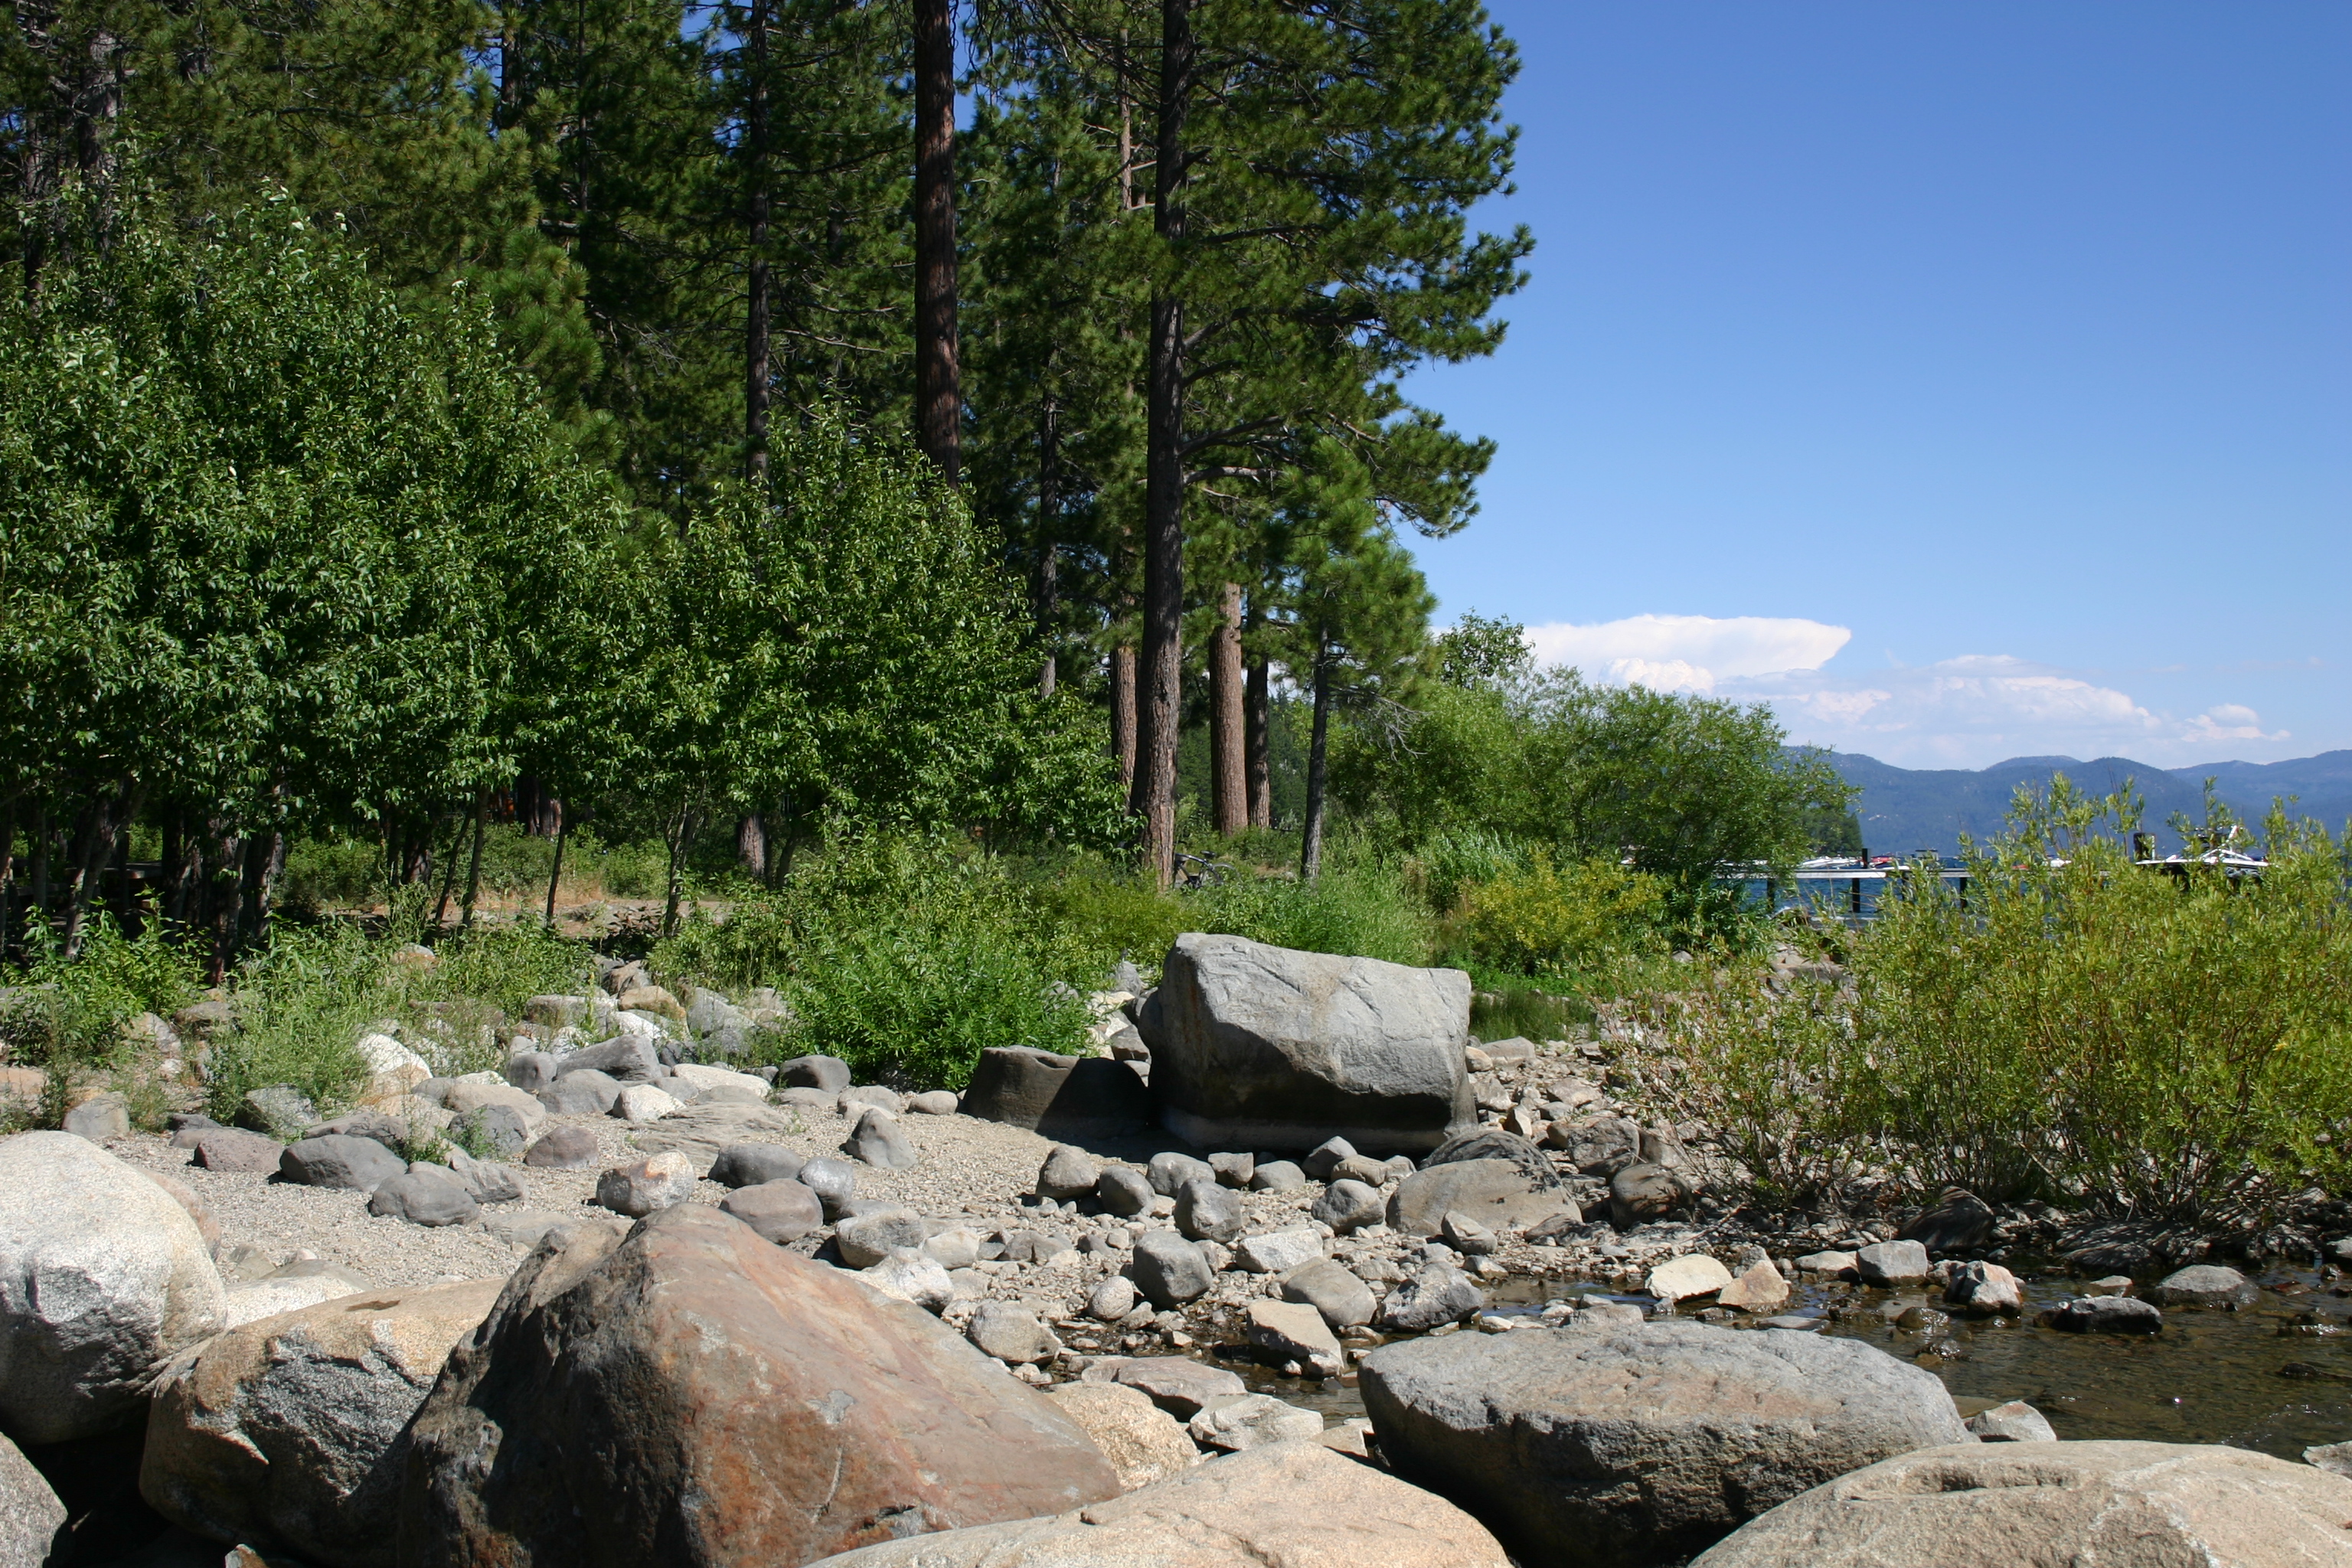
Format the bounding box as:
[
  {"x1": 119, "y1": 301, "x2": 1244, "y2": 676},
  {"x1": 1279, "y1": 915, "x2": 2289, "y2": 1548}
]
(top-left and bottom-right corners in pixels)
[{"x1": 103, "y1": 1098, "x2": 1331, "y2": 1297}]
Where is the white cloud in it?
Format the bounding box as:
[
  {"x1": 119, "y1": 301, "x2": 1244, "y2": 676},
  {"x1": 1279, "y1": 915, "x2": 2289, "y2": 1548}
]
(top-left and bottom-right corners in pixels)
[
  {"x1": 1522, "y1": 614, "x2": 1851, "y2": 693},
  {"x1": 1730, "y1": 656, "x2": 2289, "y2": 767},
  {"x1": 2184, "y1": 704, "x2": 2290, "y2": 746}
]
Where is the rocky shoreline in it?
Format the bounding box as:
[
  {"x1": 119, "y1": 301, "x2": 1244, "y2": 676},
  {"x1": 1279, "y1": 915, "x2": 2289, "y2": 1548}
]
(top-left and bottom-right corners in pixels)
[{"x1": 5, "y1": 933, "x2": 2351, "y2": 1566}]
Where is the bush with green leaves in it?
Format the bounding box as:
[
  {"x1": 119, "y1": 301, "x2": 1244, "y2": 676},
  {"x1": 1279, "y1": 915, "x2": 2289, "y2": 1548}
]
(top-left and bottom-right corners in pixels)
[
  {"x1": 655, "y1": 836, "x2": 1106, "y2": 1090},
  {"x1": 1188, "y1": 853, "x2": 1436, "y2": 969},
  {"x1": 1335, "y1": 647, "x2": 1851, "y2": 942},
  {"x1": 1448, "y1": 852, "x2": 1666, "y2": 982},
  {"x1": 202, "y1": 923, "x2": 385, "y2": 1121},
  {"x1": 1674, "y1": 780, "x2": 2352, "y2": 1217},
  {"x1": 0, "y1": 914, "x2": 202, "y2": 1122},
  {"x1": 204, "y1": 917, "x2": 593, "y2": 1119}
]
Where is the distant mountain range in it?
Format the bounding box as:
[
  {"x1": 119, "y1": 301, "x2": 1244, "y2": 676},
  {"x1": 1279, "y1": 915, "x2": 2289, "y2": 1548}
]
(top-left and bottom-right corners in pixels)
[{"x1": 1824, "y1": 750, "x2": 2352, "y2": 857}]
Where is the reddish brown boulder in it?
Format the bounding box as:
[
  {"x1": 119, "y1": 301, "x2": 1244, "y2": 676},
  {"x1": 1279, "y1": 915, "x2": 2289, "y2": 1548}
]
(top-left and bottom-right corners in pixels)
[{"x1": 399, "y1": 1204, "x2": 1120, "y2": 1568}]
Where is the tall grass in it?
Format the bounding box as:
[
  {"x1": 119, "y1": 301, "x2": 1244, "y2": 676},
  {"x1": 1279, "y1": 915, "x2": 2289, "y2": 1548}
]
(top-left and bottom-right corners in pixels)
[{"x1": 204, "y1": 917, "x2": 595, "y2": 1119}]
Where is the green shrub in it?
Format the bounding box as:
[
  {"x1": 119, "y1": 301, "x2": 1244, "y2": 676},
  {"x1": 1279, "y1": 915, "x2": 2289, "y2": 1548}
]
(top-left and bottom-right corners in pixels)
[
  {"x1": 1020, "y1": 861, "x2": 1189, "y2": 984},
  {"x1": 281, "y1": 836, "x2": 388, "y2": 910},
  {"x1": 1677, "y1": 781, "x2": 2352, "y2": 1216},
  {"x1": 1449, "y1": 853, "x2": 1666, "y2": 980},
  {"x1": 1651, "y1": 972, "x2": 1868, "y2": 1206},
  {"x1": 1191, "y1": 856, "x2": 1436, "y2": 969},
  {"x1": 578, "y1": 832, "x2": 672, "y2": 900},
  {"x1": 1469, "y1": 985, "x2": 1589, "y2": 1044},
  {"x1": 204, "y1": 923, "x2": 385, "y2": 1120},
  {"x1": 655, "y1": 835, "x2": 1107, "y2": 1090},
  {"x1": 1410, "y1": 827, "x2": 1529, "y2": 915},
  {"x1": 0, "y1": 912, "x2": 201, "y2": 1073}
]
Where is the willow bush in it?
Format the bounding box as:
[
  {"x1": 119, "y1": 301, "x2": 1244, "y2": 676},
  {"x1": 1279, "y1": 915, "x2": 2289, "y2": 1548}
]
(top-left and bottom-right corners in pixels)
[{"x1": 1676, "y1": 781, "x2": 2352, "y2": 1217}]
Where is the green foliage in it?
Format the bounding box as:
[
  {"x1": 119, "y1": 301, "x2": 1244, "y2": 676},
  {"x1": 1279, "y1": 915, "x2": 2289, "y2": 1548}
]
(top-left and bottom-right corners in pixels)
[
  {"x1": 1338, "y1": 671, "x2": 1851, "y2": 941},
  {"x1": 1410, "y1": 827, "x2": 1530, "y2": 916},
  {"x1": 1190, "y1": 856, "x2": 1436, "y2": 969},
  {"x1": 1432, "y1": 612, "x2": 1534, "y2": 691},
  {"x1": 0, "y1": 913, "x2": 201, "y2": 1072},
  {"x1": 1675, "y1": 779, "x2": 2352, "y2": 1216},
  {"x1": 203, "y1": 924, "x2": 384, "y2": 1120},
  {"x1": 655, "y1": 836, "x2": 1107, "y2": 1090},
  {"x1": 281, "y1": 837, "x2": 390, "y2": 912},
  {"x1": 1469, "y1": 986, "x2": 1589, "y2": 1046},
  {"x1": 203, "y1": 918, "x2": 590, "y2": 1119},
  {"x1": 1450, "y1": 854, "x2": 1667, "y2": 982},
  {"x1": 0, "y1": 193, "x2": 619, "y2": 852},
  {"x1": 1021, "y1": 862, "x2": 1194, "y2": 985}
]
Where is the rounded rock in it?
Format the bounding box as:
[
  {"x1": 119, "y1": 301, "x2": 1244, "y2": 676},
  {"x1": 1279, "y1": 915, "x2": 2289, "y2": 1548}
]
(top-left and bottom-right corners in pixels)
[
  {"x1": 720, "y1": 1180, "x2": 825, "y2": 1244},
  {"x1": 1310, "y1": 1178, "x2": 1386, "y2": 1235},
  {"x1": 709, "y1": 1142, "x2": 805, "y2": 1188},
  {"x1": 1095, "y1": 1166, "x2": 1155, "y2": 1217},
  {"x1": 1364, "y1": 1319, "x2": 1971, "y2": 1567},
  {"x1": 594, "y1": 1152, "x2": 697, "y2": 1217},
  {"x1": 1174, "y1": 1178, "x2": 1244, "y2": 1243},
  {"x1": 1686, "y1": 1441, "x2": 2352, "y2": 1568},
  {"x1": 1249, "y1": 1160, "x2": 1308, "y2": 1194},
  {"x1": 368, "y1": 1169, "x2": 481, "y2": 1227},
  {"x1": 799, "y1": 1155, "x2": 860, "y2": 1220},
  {"x1": 1037, "y1": 1145, "x2": 1102, "y2": 1201},
  {"x1": 1131, "y1": 1229, "x2": 1214, "y2": 1308}
]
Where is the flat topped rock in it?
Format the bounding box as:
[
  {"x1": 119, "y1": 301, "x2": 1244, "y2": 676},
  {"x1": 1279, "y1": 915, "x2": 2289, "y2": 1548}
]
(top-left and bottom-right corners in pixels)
[
  {"x1": 1361, "y1": 1319, "x2": 1968, "y2": 1568},
  {"x1": 625, "y1": 1102, "x2": 802, "y2": 1174},
  {"x1": 1687, "y1": 1441, "x2": 2352, "y2": 1568},
  {"x1": 1390, "y1": 1158, "x2": 1576, "y2": 1238},
  {"x1": 2147, "y1": 1263, "x2": 2257, "y2": 1308},
  {"x1": 1144, "y1": 933, "x2": 1472, "y2": 1154}
]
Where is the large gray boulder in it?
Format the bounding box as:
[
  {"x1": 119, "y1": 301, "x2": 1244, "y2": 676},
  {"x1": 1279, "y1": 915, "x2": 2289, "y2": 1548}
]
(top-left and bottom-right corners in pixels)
[
  {"x1": 398, "y1": 1204, "x2": 1120, "y2": 1567},
  {"x1": 279, "y1": 1134, "x2": 407, "y2": 1192},
  {"x1": 1390, "y1": 1158, "x2": 1577, "y2": 1239},
  {"x1": 1687, "y1": 1441, "x2": 2352, "y2": 1568},
  {"x1": 959, "y1": 1047, "x2": 1152, "y2": 1136},
  {"x1": 141, "y1": 1279, "x2": 502, "y2": 1568},
  {"x1": 1361, "y1": 1319, "x2": 1971, "y2": 1567},
  {"x1": 804, "y1": 1439, "x2": 1513, "y2": 1567},
  {"x1": 1143, "y1": 933, "x2": 1472, "y2": 1153},
  {"x1": 0, "y1": 1132, "x2": 227, "y2": 1442},
  {"x1": 0, "y1": 1429, "x2": 65, "y2": 1566}
]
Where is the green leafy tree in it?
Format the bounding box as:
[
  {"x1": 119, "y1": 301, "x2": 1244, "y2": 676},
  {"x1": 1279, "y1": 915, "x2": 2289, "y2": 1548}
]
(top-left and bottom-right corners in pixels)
[
  {"x1": 612, "y1": 413, "x2": 1127, "y2": 931},
  {"x1": 0, "y1": 193, "x2": 618, "y2": 966}
]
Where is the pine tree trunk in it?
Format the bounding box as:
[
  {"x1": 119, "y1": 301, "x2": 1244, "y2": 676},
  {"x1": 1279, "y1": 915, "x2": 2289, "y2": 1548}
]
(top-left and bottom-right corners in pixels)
[
  {"x1": 913, "y1": 0, "x2": 960, "y2": 480},
  {"x1": 737, "y1": 813, "x2": 766, "y2": 877},
  {"x1": 1110, "y1": 643, "x2": 1138, "y2": 792},
  {"x1": 1208, "y1": 580, "x2": 1245, "y2": 836},
  {"x1": 1245, "y1": 652, "x2": 1272, "y2": 830},
  {"x1": 1300, "y1": 648, "x2": 1332, "y2": 882},
  {"x1": 1139, "y1": 0, "x2": 1194, "y2": 885},
  {"x1": 743, "y1": 0, "x2": 773, "y2": 479}
]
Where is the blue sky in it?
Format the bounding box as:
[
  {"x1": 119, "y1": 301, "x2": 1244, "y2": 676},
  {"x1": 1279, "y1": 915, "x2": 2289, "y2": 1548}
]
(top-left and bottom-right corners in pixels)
[{"x1": 1402, "y1": 2, "x2": 2350, "y2": 769}]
